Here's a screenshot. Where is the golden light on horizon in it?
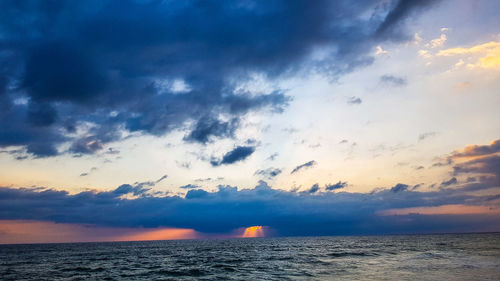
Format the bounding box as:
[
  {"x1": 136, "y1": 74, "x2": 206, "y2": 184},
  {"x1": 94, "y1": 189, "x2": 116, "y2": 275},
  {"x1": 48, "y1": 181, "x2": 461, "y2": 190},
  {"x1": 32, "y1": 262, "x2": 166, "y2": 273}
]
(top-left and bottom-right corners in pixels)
[
  {"x1": 116, "y1": 228, "x2": 198, "y2": 241},
  {"x1": 0, "y1": 220, "x2": 198, "y2": 244},
  {"x1": 242, "y1": 226, "x2": 264, "y2": 238}
]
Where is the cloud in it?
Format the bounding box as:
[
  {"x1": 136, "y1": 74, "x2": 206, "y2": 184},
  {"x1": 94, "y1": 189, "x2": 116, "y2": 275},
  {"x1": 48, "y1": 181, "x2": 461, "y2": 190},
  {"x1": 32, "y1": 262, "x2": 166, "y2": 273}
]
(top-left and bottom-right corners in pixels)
[
  {"x1": 437, "y1": 41, "x2": 500, "y2": 69},
  {"x1": 2, "y1": 139, "x2": 499, "y2": 238},
  {"x1": 347, "y1": 96, "x2": 362, "y2": 105},
  {"x1": 1, "y1": 178, "x2": 498, "y2": 236},
  {"x1": 194, "y1": 178, "x2": 216, "y2": 183},
  {"x1": 418, "y1": 132, "x2": 437, "y2": 141},
  {"x1": 438, "y1": 139, "x2": 500, "y2": 191},
  {"x1": 290, "y1": 160, "x2": 317, "y2": 174},
  {"x1": 267, "y1": 153, "x2": 279, "y2": 161},
  {"x1": 441, "y1": 177, "x2": 458, "y2": 186},
  {"x1": 0, "y1": 0, "x2": 438, "y2": 157},
  {"x1": 375, "y1": 0, "x2": 441, "y2": 40},
  {"x1": 451, "y1": 139, "x2": 500, "y2": 158},
  {"x1": 113, "y1": 183, "x2": 152, "y2": 197},
  {"x1": 391, "y1": 183, "x2": 409, "y2": 193},
  {"x1": 211, "y1": 146, "x2": 256, "y2": 166},
  {"x1": 453, "y1": 155, "x2": 500, "y2": 186},
  {"x1": 375, "y1": 45, "x2": 388, "y2": 55},
  {"x1": 380, "y1": 75, "x2": 407, "y2": 87},
  {"x1": 307, "y1": 184, "x2": 320, "y2": 193},
  {"x1": 325, "y1": 181, "x2": 348, "y2": 190},
  {"x1": 184, "y1": 117, "x2": 239, "y2": 144},
  {"x1": 255, "y1": 168, "x2": 282, "y2": 179},
  {"x1": 179, "y1": 184, "x2": 200, "y2": 189},
  {"x1": 156, "y1": 175, "x2": 168, "y2": 184},
  {"x1": 432, "y1": 157, "x2": 453, "y2": 167},
  {"x1": 70, "y1": 137, "x2": 104, "y2": 155},
  {"x1": 426, "y1": 33, "x2": 447, "y2": 48}
]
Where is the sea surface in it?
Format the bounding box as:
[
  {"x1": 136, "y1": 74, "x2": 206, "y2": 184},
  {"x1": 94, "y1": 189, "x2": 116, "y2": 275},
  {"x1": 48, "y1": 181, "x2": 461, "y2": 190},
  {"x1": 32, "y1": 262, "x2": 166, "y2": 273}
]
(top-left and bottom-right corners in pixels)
[{"x1": 1, "y1": 233, "x2": 499, "y2": 280}]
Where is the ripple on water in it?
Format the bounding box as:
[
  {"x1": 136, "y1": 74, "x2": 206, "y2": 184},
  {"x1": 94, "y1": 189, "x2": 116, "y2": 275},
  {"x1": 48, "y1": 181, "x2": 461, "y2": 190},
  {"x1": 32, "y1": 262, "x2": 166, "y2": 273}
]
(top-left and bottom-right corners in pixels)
[{"x1": 0, "y1": 233, "x2": 499, "y2": 281}]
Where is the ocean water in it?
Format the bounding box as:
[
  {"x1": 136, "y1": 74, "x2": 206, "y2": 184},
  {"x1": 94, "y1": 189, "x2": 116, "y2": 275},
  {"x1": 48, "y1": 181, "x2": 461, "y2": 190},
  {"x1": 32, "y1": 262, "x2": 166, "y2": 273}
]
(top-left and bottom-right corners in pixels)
[{"x1": 1, "y1": 233, "x2": 499, "y2": 280}]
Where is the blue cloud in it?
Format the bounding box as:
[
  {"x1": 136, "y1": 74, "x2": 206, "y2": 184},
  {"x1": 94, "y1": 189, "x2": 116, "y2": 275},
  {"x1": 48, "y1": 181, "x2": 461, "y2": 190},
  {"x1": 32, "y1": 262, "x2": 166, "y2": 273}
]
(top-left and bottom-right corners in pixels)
[
  {"x1": 376, "y1": 0, "x2": 441, "y2": 40},
  {"x1": 325, "y1": 181, "x2": 348, "y2": 190},
  {"x1": 441, "y1": 177, "x2": 458, "y2": 186},
  {"x1": 179, "y1": 184, "x2": 200, "y2": 189},
  {"x1": 0, "y1": 0, "x2": 437, "y2": 157},
  {"x1": 0, "y1": 179, "x2": 496, "y2": 236},
  {"x1": 307, "y1": 184, "x2": 320, "y2": 193},
  {"x1": 391, "y1": 183, "x2": 409, "y2": 193},
  {"x1": 380, "y1": 75, "x2": 407, "y2": 87},
  {"x1": 291, "y1": 160, "x2": 317, "y2": 174},
  {"x1": 255, "y1": 168, "x2": 282, "y2": 179},
  {"x1": 184, "y1": 117, "x2": 239, "y2": 144},
  {"x1": 347, "y1": 97, "x2": 362, "y2": 105},
  {"x1": 211, "y1": 146, "x2": 256, "y2": 166}
]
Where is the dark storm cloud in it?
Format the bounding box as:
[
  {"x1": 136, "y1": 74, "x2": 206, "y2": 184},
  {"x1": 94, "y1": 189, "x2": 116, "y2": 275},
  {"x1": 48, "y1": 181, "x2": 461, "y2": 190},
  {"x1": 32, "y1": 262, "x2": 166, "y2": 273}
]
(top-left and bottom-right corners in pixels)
[
  {"x1": 380, "y1": 75, "x2": 407, "y2": 87},
  {"x1": 376, "y1": 0, "x2": 441, "y2": 40},
  {"x1": 211, "y1": 146, "x2": 256, "y2": 166},
  {"x1": 0, "y1": 0, "x2": 437, "y2": 158},
  {"x1": 325, "y1": 181, "x2": 348, "y2": 191},
  {"x1": 291, "y1": 160, "x2": 317, "y2": 174},
  {"x1": 70, "y1": 137, "x2": 104, "y2": 154},
  {"x1": 184, "y1": 117, "x2": 239, "y2": 144},
  {"x1": 0, "y1": 179, "x2": 497, "y2": 236}
]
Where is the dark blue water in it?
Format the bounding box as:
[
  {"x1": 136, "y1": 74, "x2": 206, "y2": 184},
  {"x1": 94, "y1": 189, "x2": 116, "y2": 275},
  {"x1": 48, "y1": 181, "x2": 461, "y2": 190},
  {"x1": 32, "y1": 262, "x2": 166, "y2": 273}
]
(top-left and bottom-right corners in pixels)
[{"x1": 1, "y1": 233, "x2": 499, "y2": 280}]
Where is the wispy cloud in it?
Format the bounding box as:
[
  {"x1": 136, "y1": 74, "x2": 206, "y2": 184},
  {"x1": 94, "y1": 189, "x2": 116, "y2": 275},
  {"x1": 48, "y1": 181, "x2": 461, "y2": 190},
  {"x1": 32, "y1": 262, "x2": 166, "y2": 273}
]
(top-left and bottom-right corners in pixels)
[
  {"x1": 290, "y1": 160, "x2": 317, "y2": 174},
  {"x1": 380, "y1": 75, "x2": 407, "y2": 87}
]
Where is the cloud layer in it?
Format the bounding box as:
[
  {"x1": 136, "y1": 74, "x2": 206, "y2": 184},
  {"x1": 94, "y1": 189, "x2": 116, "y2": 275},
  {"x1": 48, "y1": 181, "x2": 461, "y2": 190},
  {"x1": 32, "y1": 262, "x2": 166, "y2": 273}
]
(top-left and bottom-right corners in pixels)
[
  {"x1": 1, "y1": 139, "x2": 499, "y2": 237},
  {"x1": 0, "y1": 0, "x2": 440, "y2": 158},
  {"x1": 0, "y1": 178, "x2": 498, "y2": 237}
]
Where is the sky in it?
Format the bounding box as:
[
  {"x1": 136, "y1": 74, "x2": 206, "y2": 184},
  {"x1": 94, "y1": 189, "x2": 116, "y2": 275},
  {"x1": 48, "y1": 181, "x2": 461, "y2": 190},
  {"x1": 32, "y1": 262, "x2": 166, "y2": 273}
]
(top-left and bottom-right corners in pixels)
[{"x1": 0, "y1": 0, "x2": 499, "y2": 244}]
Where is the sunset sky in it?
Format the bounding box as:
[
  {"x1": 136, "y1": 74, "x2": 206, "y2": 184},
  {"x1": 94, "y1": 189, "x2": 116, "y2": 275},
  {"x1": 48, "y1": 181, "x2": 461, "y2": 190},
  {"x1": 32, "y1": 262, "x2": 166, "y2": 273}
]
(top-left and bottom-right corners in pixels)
[{"x1": 0, "y1": 0, "x2": 499, "y2": 244}]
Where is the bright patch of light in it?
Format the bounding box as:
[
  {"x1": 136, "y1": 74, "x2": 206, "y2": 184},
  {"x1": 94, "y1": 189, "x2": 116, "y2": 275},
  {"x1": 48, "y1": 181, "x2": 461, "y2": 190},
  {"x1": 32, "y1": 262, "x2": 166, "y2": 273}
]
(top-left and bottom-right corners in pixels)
[{"x1": 242, "y1": 226, "x2": 264, "y2": 238}]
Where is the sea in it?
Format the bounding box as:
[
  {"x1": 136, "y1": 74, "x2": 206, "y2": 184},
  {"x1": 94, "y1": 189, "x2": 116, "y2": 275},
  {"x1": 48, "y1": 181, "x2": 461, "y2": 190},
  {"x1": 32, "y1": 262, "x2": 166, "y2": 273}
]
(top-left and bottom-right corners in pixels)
[{"x1": 1, "y1": 233, "x2": 499, "y2": 280}]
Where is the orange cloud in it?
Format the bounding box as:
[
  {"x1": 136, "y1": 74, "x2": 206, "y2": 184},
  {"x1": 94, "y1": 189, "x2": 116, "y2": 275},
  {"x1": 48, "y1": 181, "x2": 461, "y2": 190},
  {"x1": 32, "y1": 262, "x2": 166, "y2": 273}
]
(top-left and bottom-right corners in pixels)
[
  {"x1": 378, "y1": 204, "x2": 500, "y2": 216},
  {"x1": 437, "y1": 41, "x2": 500, "y2": 69},
  {"x1": 0, "y1": 220, "x2": 198, "y2": 244},
  {"x1": 451, "y1": 139, "x2": 500, "y2": 158}
]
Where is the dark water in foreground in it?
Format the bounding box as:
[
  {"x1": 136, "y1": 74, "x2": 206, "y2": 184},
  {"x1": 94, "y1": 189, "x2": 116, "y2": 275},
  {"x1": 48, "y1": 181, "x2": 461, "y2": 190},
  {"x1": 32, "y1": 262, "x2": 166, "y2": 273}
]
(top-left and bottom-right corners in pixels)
[{"x1": 1, "y1": 233, "x2": 499, "y2": 280}]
